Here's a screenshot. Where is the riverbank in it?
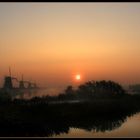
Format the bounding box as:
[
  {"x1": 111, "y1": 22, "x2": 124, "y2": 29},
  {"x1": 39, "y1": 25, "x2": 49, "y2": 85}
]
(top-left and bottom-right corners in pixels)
[{"x1": 0, "y1": 92, "x2": 139, "y2": 137}]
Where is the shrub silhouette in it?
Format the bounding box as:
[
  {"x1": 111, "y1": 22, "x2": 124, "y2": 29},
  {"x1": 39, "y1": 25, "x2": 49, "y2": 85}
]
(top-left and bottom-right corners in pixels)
[
  {"x1": 77, "y1": 80, "x2": 125, "y2": 99},
  {"x1": 65, "y1": 85, "x2": 74, "y2": 95}
]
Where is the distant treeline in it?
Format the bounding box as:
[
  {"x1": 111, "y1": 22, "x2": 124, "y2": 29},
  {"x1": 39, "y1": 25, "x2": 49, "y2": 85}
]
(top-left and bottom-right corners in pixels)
[
  {"x1": 0, "y1": 80, "x2": 131, "y2": 103},
  {"x1": 25, "y1": 80, "x2": 126, "y2": 102},
  {"x1": 129, "y1": 84, "x2": 140, "y2": 92},
  {"x1": 59, "y1": 80, "x2": 126, "y2": 100}
]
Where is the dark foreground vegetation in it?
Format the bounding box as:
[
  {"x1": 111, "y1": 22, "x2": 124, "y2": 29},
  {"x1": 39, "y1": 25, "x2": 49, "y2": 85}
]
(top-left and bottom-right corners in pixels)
[{"x1": 0, "y1": 80, "x2": 140, "y2": 137}]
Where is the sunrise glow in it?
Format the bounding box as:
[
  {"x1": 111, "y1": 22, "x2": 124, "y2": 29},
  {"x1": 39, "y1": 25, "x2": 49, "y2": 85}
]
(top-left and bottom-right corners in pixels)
[
  {"x1": 75, "y1": 74, "x2": 81, "y2": 80},
  {"x1": 1, "y1": 3, "x2": 140, "y2": 138},
  {"x1": 0, "y1": 3, "x2": 140, "y2": 89}
]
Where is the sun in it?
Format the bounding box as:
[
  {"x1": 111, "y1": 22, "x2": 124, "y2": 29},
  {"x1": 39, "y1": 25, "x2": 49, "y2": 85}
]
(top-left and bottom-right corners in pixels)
[{"x1": 75, "y1": 74, "x2": 81, "y2": 80}]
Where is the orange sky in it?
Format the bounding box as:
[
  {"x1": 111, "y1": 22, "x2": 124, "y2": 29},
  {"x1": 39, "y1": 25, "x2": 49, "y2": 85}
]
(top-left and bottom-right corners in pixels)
[{"x1": 0, "y1": 3, "x2": 140, "y2": 89}]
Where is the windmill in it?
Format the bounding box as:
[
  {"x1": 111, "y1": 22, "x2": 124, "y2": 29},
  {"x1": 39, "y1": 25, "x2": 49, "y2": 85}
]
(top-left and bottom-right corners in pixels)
[
  {"x1": 19, "y1": 74, "x2": 25, "y2": 89},
  {"x1": 3, "y1": 67, "x2": 18, "y2": 89}
]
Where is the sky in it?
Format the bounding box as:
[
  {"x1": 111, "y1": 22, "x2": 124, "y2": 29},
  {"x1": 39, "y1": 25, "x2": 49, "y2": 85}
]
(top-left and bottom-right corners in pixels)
[{"x1": 0, "y1": 2, "x2": 140, "y2": 92}]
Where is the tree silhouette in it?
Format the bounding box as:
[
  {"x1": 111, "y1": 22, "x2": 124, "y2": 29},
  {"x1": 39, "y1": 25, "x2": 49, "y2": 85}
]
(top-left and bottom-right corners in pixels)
[
  {"x1": 65, "y1": 85, "x2": 74, "y2": 95},
  {"x1": 77, "y1": 80, "x2": 125, "y2": 99}
]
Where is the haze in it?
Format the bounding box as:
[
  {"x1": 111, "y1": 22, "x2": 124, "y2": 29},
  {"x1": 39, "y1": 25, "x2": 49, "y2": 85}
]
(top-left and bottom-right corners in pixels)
[{"x1": 0, "y1": 3, "x2": 140, "y2": 93}]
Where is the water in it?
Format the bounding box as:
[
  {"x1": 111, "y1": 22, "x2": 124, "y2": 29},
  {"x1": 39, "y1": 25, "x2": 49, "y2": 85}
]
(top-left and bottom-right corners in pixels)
[
  {"x1": 4, "y1": 90, "x2": 140, "y2": 137},
  {"x1": 52, "y1": 112, "x2": 140, "y2": 138}
]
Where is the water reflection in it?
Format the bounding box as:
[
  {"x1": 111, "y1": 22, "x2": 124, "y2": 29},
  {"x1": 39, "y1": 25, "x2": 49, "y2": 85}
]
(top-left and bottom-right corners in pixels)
[
  {"x1": 0, "y1": 103, "x2": 137, "y2": 137},
  {"x1": 56, "y1": 112, "x2": 140, "y2": 138}
]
